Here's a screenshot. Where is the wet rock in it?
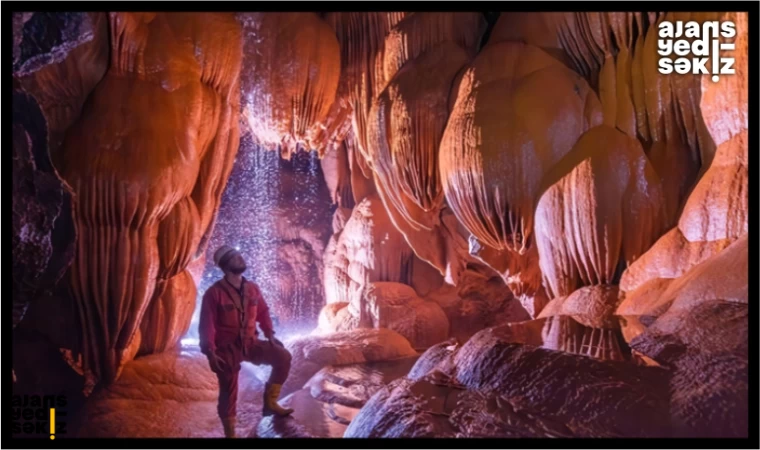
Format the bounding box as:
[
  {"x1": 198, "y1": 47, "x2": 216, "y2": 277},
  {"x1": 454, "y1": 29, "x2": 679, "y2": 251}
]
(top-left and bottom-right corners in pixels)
[
  {"x1": 13, "y1": 12, "x2": 95, "y2": 76},
  {"x1": 353, "y1": 282, "x2": 450, "y2": 349},
  {"x1": 12, "y1": 90, "x2": 75, "y2": 330},
  {"x1": 254, "y1": 388, "x2": 354, "y2": 438},
  {"x1": 631, "y1": 300, "x2": 748, "y2": 438},
  {"x1": 344, "y1": 376, "x2": 462, "y2": 438},
  {"x1": 425, "y1": 269, "x2": 531, "y2": 343},
  {"x1": 407, "y1": 338, "x2": 459, "y2": 381},
  {"x1": 281, "y1": 328, "x2": 417, "y2": 397},
  {"x1": 304, "y1": 356, "x2": 418, "y2": 408},
  {"x1": 347, "y1": 325, "x2": 670, "y2": 438}
]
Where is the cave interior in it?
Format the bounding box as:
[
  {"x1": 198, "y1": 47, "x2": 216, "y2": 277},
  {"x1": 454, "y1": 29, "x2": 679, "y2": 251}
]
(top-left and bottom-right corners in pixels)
[{"x1": 10, "y1": 11, "x2": 749, "y2": 439}]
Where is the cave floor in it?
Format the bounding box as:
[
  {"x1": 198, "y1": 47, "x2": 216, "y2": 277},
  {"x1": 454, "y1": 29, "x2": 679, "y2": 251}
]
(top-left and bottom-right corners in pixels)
[{"x1": 75, "y1": 344, "x2": 417, "y2": 438}]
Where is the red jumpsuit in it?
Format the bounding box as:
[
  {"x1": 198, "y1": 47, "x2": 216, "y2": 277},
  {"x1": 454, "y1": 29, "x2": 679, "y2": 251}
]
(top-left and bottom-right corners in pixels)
[{"x1": 199, "y1": 277, "x2": 292, "y2": 421}]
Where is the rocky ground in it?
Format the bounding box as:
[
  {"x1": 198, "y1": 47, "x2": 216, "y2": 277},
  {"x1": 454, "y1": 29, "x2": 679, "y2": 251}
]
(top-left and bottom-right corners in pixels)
[{"x1": 73, "y1": 330, "x2": 420, "y2": 438}]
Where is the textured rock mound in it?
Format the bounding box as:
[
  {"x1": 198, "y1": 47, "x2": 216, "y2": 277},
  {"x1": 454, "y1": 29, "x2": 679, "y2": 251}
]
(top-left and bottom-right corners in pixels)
[
  {"x1": 424, "y1": 269, "x2": 532, "y2": 343},
  {"x1": 320, "y1": 282, "x2": 449, "y2": 349},
  {"x1": 630, "y1": 300, "x2": 748, "y2": 438},
  {"x1": 281, "y1": 328, "x2": 417, "y2": 397},
  {"x1": 323, "y1": 194, "x2": 419, "y2": 305},
  {"x1": 346, "y1": 327, "x2": 670, "y2": 438},
  {"x1": 76, "y1": 346, "x2": 264, "y2": 438},
  {"x1": 257, "y1": 356, "x2": 418, "y2": 438}
]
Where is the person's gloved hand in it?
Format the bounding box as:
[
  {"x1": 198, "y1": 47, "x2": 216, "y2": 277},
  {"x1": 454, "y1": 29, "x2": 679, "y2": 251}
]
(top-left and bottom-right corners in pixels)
[
  {"x1": 265, "y1": 332, "x2": 284, "y2": 348},
  {"x1": 207, "y1": 352, "x2": 228, "y2": 373}
]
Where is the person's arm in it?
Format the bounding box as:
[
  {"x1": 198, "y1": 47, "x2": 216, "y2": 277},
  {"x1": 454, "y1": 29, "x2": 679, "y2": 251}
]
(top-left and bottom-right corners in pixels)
[
  {"x1": 198, "y1": 288, "x2": 217, "y2": 356},
  {"x1": 254, "y1": 284, "x2": 275, "y2": 339}
]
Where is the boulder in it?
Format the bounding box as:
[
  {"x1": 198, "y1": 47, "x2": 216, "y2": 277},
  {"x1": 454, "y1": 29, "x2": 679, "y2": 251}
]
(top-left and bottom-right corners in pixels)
[
  {"x1": 538, "y1": 285, "x2": 621, "y2": 329},
  {"x1": 630, "y1": 300, "x2": 748, "y2": 438},
  {"x1": 304, "y1": 357, "x2": 418, "y2": 408},
  {"x1": 352, "y1": 282, "x2": 450, "y2": 349},
  {"x1": 281, "y1": 328, "x2": 417, "y2": 397},
  {"x1": 346, "y1": 326, "x2": 670, "y2": 438}
]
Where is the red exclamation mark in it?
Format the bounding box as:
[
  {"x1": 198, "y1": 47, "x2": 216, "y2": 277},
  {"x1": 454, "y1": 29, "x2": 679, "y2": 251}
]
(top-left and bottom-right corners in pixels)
[{"x1": 50, "y1": 408, "x2": 55, "y2": 440}]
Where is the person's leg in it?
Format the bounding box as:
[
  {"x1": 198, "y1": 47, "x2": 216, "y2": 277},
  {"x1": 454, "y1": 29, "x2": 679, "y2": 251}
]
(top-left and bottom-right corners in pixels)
[
  {"x1": 245, "y1": 339, "x2": 292, "y2": 384},
  {"x1": 245, "y1": 340, "x2": 293, "y2": 416},
  {"x1": 214, "y1": 349, "x2": 241, "y2": 437}
]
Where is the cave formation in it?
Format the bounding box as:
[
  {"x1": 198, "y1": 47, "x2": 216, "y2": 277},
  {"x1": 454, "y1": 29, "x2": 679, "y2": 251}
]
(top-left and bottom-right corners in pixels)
[{"x1": 11, "y1": 11, "x2": 749, "y2": 439}]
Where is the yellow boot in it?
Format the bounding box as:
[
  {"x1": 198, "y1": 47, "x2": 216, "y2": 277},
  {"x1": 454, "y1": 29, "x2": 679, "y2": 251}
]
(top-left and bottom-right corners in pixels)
[
  {"x1": 221, "y1": 416, "x2": 236, "y2": 438},
  {"x1": 262, "y1": 383, "x2": 294, "y2": 417}
]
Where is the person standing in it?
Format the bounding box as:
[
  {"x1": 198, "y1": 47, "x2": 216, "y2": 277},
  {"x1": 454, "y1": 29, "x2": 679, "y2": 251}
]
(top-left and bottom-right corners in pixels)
[{"x1": 199, "y1": 245, "x2": 294, "y2": 438}]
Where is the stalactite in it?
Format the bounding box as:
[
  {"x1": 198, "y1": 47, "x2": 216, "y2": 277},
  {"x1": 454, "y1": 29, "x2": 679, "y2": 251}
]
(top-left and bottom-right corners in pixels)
[
  {"x1": 489, "y1": 12, "x2": 720, "y2": 227},
  {"x1": 56, "y1": 12, "x2": 242, "y2": 391},
  {"x1": 440, "y1": 42, "x2": 602, "y2": 258},
  {"x1": 240, "y1": 12, "x2": 340, "y2": 157},
  {"x1": 324, "y1": 12, "x2": 409, "y2": 158}
]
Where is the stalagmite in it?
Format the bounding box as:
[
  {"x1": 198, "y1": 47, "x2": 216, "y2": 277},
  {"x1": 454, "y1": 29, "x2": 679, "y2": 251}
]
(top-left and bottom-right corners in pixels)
[
  {"x1": 534, "y1": 125, "x2": 665, "y2": 359},
  {"x1": 323, "y1": 194, "x2": 417, "y2": 306}
]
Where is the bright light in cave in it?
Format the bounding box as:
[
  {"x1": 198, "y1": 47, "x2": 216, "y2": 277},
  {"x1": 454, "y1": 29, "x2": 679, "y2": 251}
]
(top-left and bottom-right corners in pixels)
[
  {"x1": 180, "y1": 337, "x2": 199, "y2": 347},
  {"x1": 181, "y1": 136, "x2": 329, "y2": 344}
]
